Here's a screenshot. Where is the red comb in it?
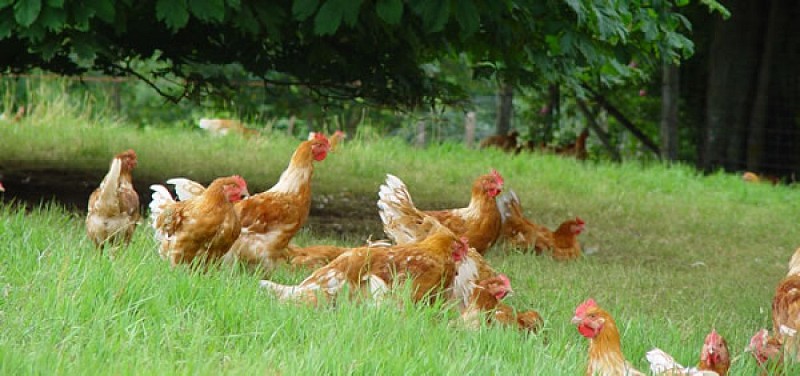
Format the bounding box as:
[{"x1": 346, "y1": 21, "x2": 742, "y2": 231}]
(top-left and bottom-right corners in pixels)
[
  {"x1": 706, "y1": 329, "x2": 722, "y2": 344},
  {"x1": 497, "y1": 274, "x2": 511, "y2": 288},
  {"x1": 575, "y1": 217, "x2": 585, "y2": 225},
  {"x1": 314, "y1": 132, "x2": 330, "y2": 144},
  {"x1": 232, "y1": 175, "x2": 247, "y2": 188},
  {"x1": 575, "y1": 298, "x2": 597, "y2": 317},
  {"x1": 490, "y1": 169, "x2": 504, "y2": 186}
]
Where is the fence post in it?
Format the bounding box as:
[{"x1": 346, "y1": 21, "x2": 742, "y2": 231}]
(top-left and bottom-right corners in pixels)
[
  {"x1": 464, "y1": 111, "x2": 476, "y2": 148},
  {"x1": 415, "y1": 120, "x2": 426, "y2": 148}
]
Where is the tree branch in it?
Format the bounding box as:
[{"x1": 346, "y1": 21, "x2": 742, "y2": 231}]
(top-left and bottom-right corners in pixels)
[
  {"x1": 584, "y1": 85, "x2": 660, "y2": 157},
  {"x1": 576, "y1": 98, "x2": 621, "y2": 162}
]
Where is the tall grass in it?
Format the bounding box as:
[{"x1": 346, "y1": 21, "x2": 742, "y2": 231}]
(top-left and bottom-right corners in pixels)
[{"x1": 1, "y1": 83, "x2": 799, "y2": 374}]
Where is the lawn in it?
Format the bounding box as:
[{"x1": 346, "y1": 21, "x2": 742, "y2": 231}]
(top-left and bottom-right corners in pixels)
[{"x1": 0, "y1": 91, "x2": 798, "y2": 374}]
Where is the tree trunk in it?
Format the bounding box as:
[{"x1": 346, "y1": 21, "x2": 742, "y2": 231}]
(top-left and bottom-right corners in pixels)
[
  {"x1": 660, "y1": 62, "x2": 680, "y2": 161},
  {"x1": 746, "y1": 0, "x2": 784, "y2": 172},
  {"x1": 495, "y1": 81, "x2": 513, "y2": 135},
  {"x1": 702, "y1": 0, "x2": 766, "y2": 171},
  {"x1": 543, "y1": 84, "x2": 560, "y2": 143}
]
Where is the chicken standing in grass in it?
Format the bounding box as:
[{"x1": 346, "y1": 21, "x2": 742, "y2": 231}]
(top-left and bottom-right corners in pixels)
[
  {"x1": 259, "y1": 216, "x2": 468, "y2": 305},
  {"x1": 378, "y1": 171, "x2": 504, "y2": 255},
  {"x1": 225, "y1": 134, "x2": 330, "y2": 270},
  {"x1": 646, "y1": 329, "x2": 730, "y2": 375},
  {"x1": 86, "y1": 149, "x2": 141, "y2": 248},
  {"x1": 497, "y1": 189, "x2": 585, "y2": 260},
  {"x1": 572, "y1": 298, "x2": 645, "y2": 376},
  {"x1": 149, "y1": 175, "x2": 249, "y2": 266}
]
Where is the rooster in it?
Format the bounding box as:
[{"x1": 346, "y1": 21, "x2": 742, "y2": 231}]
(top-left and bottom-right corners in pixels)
[
  {"x1": 86, "y1": 149, "x2": 141, "y2": 248},
  {"x1": 259, "y1": 216, "x2": 468, "y2": 305},
  {"x1": 309, "y1": 130, "x2": 346, "y2": 152},
  {"x1": 225, "y1": 134, "x2": 330, "y2": 270},
  {"x1": 149, "y1": 175, "x2": 249, "y2": 266},
  {"x1": 572, "y1": 298, "x2": 645, "y2": 376},
  {"x1": 378, "y1": 171, "x2": 504, "y2": 255},
  {"x1": 497, "y1": 189, "x2": 585, "y2": 260},
  {"x1": 646, "y1": 329, "x2": 730, "y2": 375}
]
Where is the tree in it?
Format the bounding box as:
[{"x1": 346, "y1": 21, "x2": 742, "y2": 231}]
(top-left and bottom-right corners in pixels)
[{"x1": 0, "y1": 0, "x2": 710, "y2": 110}]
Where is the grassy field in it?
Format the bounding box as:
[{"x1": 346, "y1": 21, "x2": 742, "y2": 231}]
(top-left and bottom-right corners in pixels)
[{"x1": 1, "y1": 91, "x2": 799, "y2": 374}]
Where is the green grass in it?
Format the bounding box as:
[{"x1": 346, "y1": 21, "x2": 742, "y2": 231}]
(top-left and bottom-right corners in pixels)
[{"x1": 1, "y1": 90, "x2": 800, "y2": 374}]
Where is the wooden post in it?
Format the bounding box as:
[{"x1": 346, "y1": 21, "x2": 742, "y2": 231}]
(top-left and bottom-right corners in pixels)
[
  {"x1": 415, "y1": 120, "x2": 426, "y2": 148},
  {"x1": 464, "y1": 111, "x2": 476, "y2": 148}
]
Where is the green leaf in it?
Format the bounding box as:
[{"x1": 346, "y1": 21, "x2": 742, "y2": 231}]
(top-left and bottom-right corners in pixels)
[
  {"x1": 45, "y1": 0, "x2": 64, "y2": 8},
  {"x1": 452, "y1": 0, "x2": 479, "y2": 36},
  {"x1": 225, "y1": 0, "x2": 240, "y2": 10},
  {"x1": 39, "y1": 5, "x2": 66, "y2": 31},
  {"x1": 376, "y1": 0, "x2": 402, "y2": 24},
  {"x1": 313, "y1": 0, "x2": 360, "y2": 35},
  {"x1": 409, "y1": 0, "x2": 449, "y2": 33},
  {"x1": 188, "y1": 0, "x2": 225, "y2": 22},
  {"x1": 155, "y1": 0, "x2": 189, "y2": 31},
  {"x1": 0, "y1": 0, "x2": 12, "y2": 11},
  {"x1": 0, "y1": 10, "x2": 14, "y2": 38},
  {"x1": 14, "y1": 0, "x2": 42, "y2": 27},
  {"x1": 93, "y1": 0, "x2": 116, "y2": 23},
  {"x1": 340, "y1": 0, "x2": 362, "y2": 26},
  {"x1": 292, "y1": 0, "x2": 318, "y2": 21},
  {"x1": 234, "y1": 4, "x2": 259, "y2": 34},
  {"x1": 314, "y1": 0, "x2": 342, "y2": 35},
  {"x1": 71, "y1": 2, "x2": 96, "y2": 30}
]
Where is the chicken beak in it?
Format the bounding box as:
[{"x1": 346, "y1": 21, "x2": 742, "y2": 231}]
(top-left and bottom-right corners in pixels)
[{"x1": 570, "y1": 315, "x2": 582, "y2": 325}]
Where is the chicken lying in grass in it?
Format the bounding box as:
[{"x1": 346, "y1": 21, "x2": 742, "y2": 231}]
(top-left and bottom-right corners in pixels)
[
  {"x1": 149, "y1": 175, "x2": 249, "y2": 266},
  {"x1": 749, "y1": 247, "x2": 800, "y2": 370},
  {"x1": 572, "y1": 298, "x2": 645, "y2": 376},
  {"x1": 288, "y1": 239, "x2": 391, "y2": 269},
  {"x1": 86, "y1": 149, "x2": 141, "y2": 248},
  {"x1": 460, "y1": 274, "x2": 513, "y2": 328},
  {"x1": 378, "y1": 171, "x2": 504, "y2": 255},
  {"x1": 497, "y1": 189, "x2": 585, "y2": 260},
  {"x1": 259, "y1": 217, "x2": 467, "y2": 305},
  {"x1": 646, "y1": 329, "x2": 730, "y2": 375},
  {"x1": 748, "y1": 328, "x2": 784, "y2": 374}
]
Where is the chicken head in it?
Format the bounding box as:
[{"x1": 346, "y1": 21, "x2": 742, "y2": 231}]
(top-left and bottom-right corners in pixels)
[
  {"x1": 311, "y1": 132, "x2": 331, "y2": 161},
  {"x1": 572, "y1": 298, "x2": 605, "y2": 338},
  {"x1": 222, "y1": 175, "x2": 250, "y2": 203},
  {"x1": 481, "y1": 169, "x2": 504, "y2": 198},
  {"x1": 700, "y1": 329, "x2": 730, "y2": 372}
]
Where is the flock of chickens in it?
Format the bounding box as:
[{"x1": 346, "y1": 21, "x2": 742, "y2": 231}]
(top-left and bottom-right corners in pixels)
[{"x1": 80, "y1": 131, "x2": 796, "y2": 375}]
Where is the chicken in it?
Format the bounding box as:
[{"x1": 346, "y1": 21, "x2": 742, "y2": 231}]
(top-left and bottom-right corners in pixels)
[
  {"x1": 225, "y1": 134, "x2": 330, "y2": 270},
  {"x1": 288, "y1": 239, "x2": 392, "y2": 268},
  {"x1": 554, "y1": 128, "x2": 590, "y2": 160},
  {"x1": 572, "y1": 298, "x2": 645, "y2": 376},
  {"x1": 646, "y1": 329, "x2": 730, "y2": 375},
  {"x1": 479, "y1": 130, "x2": 519, "y2": 153},
  {"x1": 460, "y1": 274, "x2": 513, "y2": 328},
  {"x1": 378, "y1": 171, "x2": 504, "y2": 255},
  {"x1": 742, "y1": 171, "x2": 780, "y2": 185},
  {"x1": 494, "y1": 306, "x2": 544, "y2": 332},
  {"x1": 259, "y1": 216, "x2": 468, "y2": 305},
  {"x1": 309, "y1": 130, "x2": 347, "y2": 152},
  {"x1": 497, "y1": 189, "x2": 585, "y2": 260},
  {"x1": 85, "y1": 149, "x2": 141, "y2": 248},
  {"x1": 764, "y1": 246, "x2": 800, "y2": 363},
  {"x1": 748, "y1": 328, "x2": 784, "y2": 373},
  {"x1": 198, "y1": 118, "x2": 259, "y2": 138},
  {"x1": 149, "y1": 175, "x2": 249, "y2": 266}
]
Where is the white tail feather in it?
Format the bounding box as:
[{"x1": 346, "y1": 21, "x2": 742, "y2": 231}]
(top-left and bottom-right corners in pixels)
[
  {"x1": 149, "y1": 185, "x2": 175, "y2": 222},
  {"x1": 166, "y1": 178, "x2": 206, "y2": 201},
  {"x1": 377, "y1": 174, "x2": 427, "y2": 244},
  {"x1": 646, "y1": 348, "x2": 690, "y2": 374}
]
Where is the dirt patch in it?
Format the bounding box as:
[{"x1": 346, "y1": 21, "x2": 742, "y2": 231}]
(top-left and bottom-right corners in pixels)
[{"x1": 0, "y1": 165, "x2": 385, "y2": 239}]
